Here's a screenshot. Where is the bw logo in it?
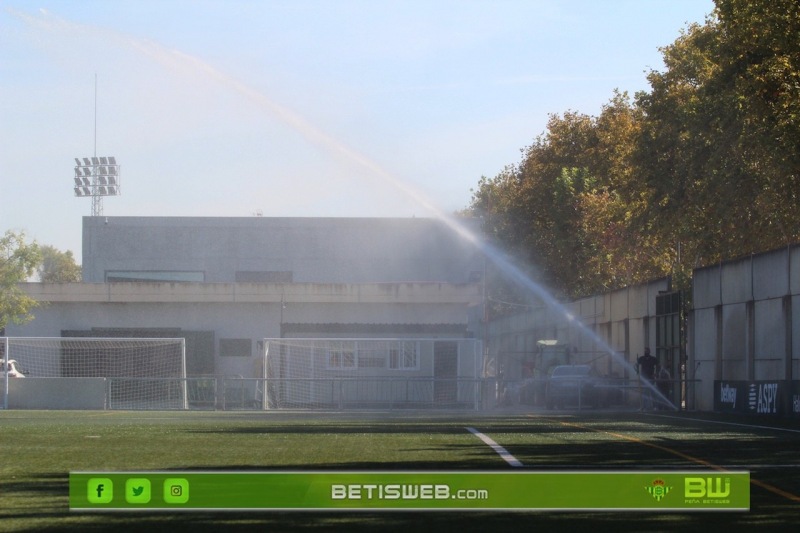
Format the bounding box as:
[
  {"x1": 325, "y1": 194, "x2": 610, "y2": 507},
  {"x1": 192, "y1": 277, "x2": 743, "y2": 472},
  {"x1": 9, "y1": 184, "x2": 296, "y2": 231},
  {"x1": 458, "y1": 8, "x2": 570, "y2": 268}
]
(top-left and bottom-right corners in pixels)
[{"x1": 645, "y1": 479, "x2": 672, "y2": 502}]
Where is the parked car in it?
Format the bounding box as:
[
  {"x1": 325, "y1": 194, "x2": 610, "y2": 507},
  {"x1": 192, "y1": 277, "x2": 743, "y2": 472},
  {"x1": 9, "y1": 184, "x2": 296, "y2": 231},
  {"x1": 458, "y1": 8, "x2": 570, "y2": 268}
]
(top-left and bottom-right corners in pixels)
[{"x1": 545, "y1": 365, "x2": 606, "y2": 409}]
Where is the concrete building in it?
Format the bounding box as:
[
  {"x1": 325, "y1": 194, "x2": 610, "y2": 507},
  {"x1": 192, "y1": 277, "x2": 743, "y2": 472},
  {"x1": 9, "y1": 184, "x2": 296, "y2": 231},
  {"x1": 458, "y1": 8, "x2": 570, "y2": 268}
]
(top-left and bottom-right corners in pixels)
[
  {"x1": 9, "y1": 217, "x2": 485, "y2": 383},
  {"x1": 81, "y1": 216, "x2": 484, "y2": 284},
  {"x1": 15, "y1": 216, "x2": 800, "y2": 415}
]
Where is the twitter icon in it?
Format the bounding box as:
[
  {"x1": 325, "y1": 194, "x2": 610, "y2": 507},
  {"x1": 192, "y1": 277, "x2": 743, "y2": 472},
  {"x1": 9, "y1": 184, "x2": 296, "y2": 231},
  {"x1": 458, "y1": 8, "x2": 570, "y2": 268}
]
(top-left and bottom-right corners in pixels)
[{"x1": 125, "y1": 478, "x2": 151, "y2": 504}]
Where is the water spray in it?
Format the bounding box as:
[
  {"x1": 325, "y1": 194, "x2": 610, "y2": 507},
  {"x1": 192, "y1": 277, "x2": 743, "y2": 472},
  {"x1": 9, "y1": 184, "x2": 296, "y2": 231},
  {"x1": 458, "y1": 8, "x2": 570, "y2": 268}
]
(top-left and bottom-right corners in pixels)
[{"x1": 17, "y1": 8, "x2": 675, "y2": 410}]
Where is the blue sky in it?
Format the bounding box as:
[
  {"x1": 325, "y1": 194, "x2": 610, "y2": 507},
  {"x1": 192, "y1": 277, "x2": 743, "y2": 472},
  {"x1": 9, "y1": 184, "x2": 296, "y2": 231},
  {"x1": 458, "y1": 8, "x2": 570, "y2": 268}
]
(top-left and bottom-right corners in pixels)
[{"x1": 1, "y1": 0, "x2": 714, "y2": 257}]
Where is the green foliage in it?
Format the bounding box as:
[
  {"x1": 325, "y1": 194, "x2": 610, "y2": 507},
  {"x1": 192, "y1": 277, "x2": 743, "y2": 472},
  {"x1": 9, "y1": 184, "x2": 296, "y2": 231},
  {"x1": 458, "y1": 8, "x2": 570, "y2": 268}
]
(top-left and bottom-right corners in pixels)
[
  {"x1": 637, "y1": 0, "x2": 800, "y2": 266},
  {"x1": 0, "y1": 230, "x2": 41, "y2": 330},
  {"x1": 38, "y1": 245, "x2": 82, "y2": 283},
  {"x1": 468, "y1": 93, "x2": 669, "y2": 302},
  {"x1": 467, "y1": 0, "x2": 800, "y2": 302}
]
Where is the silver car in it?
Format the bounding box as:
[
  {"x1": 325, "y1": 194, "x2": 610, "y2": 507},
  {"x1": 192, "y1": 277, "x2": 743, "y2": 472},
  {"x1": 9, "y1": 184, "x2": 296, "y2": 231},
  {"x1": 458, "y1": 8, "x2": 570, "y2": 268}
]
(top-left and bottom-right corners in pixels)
[{"x1": 545, "y1": 365, "x2": 605, "y2": 409}]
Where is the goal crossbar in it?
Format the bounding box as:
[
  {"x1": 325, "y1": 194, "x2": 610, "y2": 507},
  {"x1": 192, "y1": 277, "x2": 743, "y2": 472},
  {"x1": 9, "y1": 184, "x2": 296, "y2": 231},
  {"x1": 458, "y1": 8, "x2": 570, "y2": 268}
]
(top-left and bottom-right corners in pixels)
[{"x1": 1, "y1": 337, "x2": 187, "y2": 410}]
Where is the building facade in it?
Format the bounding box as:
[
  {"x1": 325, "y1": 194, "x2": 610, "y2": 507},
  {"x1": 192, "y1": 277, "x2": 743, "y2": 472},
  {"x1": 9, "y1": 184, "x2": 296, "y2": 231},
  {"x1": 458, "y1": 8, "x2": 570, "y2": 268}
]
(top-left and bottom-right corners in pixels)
[
  {"x1": 81, "y1": 216, "x2": 484, "y2": 284},
  {"x1": 9, "y1": 216, "x2": 485, "y2": 383}
]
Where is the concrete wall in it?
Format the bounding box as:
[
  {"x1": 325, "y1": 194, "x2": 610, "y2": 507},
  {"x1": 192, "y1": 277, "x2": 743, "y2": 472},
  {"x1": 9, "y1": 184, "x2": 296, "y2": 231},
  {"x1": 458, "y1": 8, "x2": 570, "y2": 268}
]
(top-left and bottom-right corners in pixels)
[
  {"x1": 82, "y1": 216, "x2": 484, "y2": 284},
  {"x1": 10, "y1": 282, "x2": 482, "y2": 380},
  {"x1": 691, "y1": 245, "x2": 798, "y2": 410},
  {"x1": 8, "y1": 378, "x2": 106, "y2": 409}
]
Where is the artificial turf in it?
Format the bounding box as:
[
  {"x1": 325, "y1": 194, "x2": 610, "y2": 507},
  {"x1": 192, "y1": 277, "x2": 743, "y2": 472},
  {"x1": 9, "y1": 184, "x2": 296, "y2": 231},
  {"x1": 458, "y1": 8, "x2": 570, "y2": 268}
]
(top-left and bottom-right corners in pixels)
[{"x1": 1, "y1": 410, "x2": 798, "y2": 531}]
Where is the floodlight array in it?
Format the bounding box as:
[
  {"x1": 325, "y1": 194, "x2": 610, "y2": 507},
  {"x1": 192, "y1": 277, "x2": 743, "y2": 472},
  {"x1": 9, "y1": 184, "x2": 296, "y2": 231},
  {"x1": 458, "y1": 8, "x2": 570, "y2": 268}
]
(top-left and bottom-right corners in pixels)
[{"x1": 73, "y1": 156, "x2": 121, "y2": 197}]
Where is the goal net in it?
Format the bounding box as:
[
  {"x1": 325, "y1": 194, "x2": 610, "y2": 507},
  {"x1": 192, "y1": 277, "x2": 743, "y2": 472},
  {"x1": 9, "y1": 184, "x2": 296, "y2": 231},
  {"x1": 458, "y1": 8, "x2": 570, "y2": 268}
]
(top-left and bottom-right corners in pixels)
[
  {"x1": 1, "y1": 337, "x2": 186, "y2": 410},
  {"x1": 262, "y1": 338, "x2": 483, "y2": 410}
]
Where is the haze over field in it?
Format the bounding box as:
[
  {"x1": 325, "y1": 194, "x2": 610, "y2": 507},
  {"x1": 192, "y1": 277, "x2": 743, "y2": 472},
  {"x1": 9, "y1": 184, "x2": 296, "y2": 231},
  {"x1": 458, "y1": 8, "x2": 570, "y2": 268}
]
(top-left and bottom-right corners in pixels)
[{"x1": 1, "y1": 1, "x2": 713, "y2": 255}]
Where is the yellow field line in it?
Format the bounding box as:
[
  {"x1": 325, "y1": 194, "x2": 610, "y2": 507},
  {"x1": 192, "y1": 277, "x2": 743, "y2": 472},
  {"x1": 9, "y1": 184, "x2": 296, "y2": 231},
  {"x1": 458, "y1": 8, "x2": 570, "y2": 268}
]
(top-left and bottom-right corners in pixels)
[{"x1": 528, "y1": 414, "x2": 800, "y2": 504}]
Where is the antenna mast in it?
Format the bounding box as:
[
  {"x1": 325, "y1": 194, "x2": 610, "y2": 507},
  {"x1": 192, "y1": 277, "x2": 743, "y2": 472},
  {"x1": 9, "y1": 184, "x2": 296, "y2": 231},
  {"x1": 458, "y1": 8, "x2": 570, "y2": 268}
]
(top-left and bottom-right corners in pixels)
[{"x1": 94, "y1": 73, "x2": 97, "y2": 158}]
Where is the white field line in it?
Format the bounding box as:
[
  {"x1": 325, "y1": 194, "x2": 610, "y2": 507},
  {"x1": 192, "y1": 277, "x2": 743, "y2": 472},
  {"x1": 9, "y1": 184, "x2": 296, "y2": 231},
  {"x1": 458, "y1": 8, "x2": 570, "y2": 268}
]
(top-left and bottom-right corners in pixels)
[{"x1": 466, "y1": 427, "x2": 523, "y2": 467}]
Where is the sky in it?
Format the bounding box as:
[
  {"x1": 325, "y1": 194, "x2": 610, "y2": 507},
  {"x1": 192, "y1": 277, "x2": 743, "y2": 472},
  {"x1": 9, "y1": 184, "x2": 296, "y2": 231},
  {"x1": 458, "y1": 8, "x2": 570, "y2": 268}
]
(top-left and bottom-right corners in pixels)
[{"x1": 1, "y1": 0, "x2": 714, "y2": 257}]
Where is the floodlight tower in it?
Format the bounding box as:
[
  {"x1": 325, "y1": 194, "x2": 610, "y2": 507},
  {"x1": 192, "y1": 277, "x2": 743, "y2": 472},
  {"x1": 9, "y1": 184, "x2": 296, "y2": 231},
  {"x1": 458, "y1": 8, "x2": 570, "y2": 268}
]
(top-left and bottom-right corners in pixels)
[
  {"x1": 73, "y1": 156, "x2": 120, "y2": 216},
  {"x1": 73, "y1": 75, "x2": 120, "y2": 216}
]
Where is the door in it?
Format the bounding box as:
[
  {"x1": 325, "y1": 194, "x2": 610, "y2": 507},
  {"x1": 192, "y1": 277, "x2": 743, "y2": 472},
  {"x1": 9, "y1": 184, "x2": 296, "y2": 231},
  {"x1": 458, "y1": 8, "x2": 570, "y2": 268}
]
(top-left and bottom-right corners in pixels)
[{"x1": 434, "y1": 341, "x2": 458, "y2": 404}]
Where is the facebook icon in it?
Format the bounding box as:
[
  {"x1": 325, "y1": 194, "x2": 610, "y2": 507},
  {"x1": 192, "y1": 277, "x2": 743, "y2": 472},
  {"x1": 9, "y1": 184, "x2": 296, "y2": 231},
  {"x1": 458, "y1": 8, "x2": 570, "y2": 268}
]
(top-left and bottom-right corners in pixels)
[{"x1": 87, "y1": 478, "x2": 113, "y2": 504}]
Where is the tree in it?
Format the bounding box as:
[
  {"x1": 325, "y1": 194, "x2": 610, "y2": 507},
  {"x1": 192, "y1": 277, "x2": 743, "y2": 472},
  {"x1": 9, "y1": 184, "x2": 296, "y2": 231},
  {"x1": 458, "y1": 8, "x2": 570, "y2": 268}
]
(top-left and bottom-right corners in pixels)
[
  {"x1": 636, "y1": 0, "x2": 800, "y2": 268},
  {"x1": 0, "y1": 230, "x2": 42, "y2": 330},
  {"x1": 38, "y1": 245, "x2": 82, "y2": 283},
  {"x1": 714, "y1": 0, "x2": 800, "y2": 246},
  {"x1": 467, "y1": 93, "x2": 661, "y2": 302},
  {"x1": 468, "y1": 0, "x2": 800, "y2": 305}
]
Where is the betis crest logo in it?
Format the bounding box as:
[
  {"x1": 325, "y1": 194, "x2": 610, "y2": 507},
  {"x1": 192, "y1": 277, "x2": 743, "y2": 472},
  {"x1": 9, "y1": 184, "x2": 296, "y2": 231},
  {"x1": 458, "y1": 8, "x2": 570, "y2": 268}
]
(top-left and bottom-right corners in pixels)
[{"x1": 646, "y1": 479, "x2": 672, "y2": 502}]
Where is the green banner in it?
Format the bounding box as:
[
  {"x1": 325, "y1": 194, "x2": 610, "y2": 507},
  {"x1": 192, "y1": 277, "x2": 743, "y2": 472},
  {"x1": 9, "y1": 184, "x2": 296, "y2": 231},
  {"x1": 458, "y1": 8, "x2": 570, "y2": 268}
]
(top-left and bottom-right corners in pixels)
[{"x1": 70, "y1": 471, "x2": 749, "y2": 511}]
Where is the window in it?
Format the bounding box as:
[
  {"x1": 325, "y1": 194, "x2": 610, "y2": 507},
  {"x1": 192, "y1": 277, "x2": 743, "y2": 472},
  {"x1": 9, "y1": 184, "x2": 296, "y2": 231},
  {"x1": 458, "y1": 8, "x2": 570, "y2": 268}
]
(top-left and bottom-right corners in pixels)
[
  {"x1": 105, "y1": 270, "x2": 205, "y2": 282},
  {"x1": 328, "y1": 342, "x2": 356, "y2": 369},
  {"x1": 325, "y1": 340, "x2": 415, "y2": 370},
  {"x1": 358, "y1": 356, "x2": 386, "y2": 368},
  {"x1": 356, "y1": 343, "x2": 387, "y2": 368},
  {"x1": 389, "y1": 341, "x2": 419, "y2": 370}
]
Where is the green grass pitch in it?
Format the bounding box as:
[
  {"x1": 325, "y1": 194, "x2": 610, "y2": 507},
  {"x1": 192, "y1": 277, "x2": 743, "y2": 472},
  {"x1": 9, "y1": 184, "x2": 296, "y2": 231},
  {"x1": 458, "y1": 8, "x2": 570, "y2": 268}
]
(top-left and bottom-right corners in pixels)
[{"x1": 1, "y1": 409, "x2": 799, "y2": 531}]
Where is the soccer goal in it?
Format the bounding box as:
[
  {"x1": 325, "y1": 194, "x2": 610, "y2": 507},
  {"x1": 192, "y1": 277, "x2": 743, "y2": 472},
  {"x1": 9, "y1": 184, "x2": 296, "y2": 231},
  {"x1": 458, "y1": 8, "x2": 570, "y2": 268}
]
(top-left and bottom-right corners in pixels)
[
  {"x1": 261, "y1": 338, "x2": 483, "y2": 410},
  {"x1": 1, "y1": 337, "x2": 186, "y2": 410}
]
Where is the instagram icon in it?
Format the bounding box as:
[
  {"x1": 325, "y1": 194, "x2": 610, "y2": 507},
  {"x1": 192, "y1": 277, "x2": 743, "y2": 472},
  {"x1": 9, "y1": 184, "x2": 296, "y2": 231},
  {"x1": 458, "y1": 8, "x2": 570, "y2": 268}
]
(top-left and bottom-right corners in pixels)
[{"x1": 163, "y1": 478, "x2": 189, "y2": 504}]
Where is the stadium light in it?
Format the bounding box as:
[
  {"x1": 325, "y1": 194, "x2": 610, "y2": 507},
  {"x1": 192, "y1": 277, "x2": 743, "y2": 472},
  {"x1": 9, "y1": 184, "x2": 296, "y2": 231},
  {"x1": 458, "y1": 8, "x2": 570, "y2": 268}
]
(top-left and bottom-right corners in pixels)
[{"x1": 72, "y1": 156, "x2": 121, "y2": 216}]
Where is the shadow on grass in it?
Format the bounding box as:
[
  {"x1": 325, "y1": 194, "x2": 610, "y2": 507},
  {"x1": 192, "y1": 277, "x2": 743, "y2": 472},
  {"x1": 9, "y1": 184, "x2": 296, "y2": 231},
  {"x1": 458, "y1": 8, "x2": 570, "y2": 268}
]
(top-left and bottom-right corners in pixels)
[
  {"x1": 4, "y1": 412, "x2": 800, "y2": 531},
  {"x1": 2, "y1": 499, "x2": 793, "y2": 533}
]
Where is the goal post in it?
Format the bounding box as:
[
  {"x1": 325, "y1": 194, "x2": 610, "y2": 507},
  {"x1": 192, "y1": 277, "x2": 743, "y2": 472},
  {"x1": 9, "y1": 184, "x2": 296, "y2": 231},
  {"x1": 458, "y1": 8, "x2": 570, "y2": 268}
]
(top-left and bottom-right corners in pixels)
[
  {"x1": 261, "y1": 338, "x2": 483, "y2": 410},
  {"x1": 1, "y1": 337, "x2": 186, "y2": 410},
  {"x1": 2, "y1": 337, "x2": 8, "y2": 410}
]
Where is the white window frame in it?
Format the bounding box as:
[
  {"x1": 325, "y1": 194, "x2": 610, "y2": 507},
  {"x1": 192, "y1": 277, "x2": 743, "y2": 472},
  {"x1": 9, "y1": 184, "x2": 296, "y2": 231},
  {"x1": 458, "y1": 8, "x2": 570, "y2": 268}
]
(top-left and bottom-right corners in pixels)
[
  {"x1": 389, "y1": 340, "x2": 419, "y2": 371},
  {"x1": 327, "y1": 341, "x2": 356, "y2": 370}
]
